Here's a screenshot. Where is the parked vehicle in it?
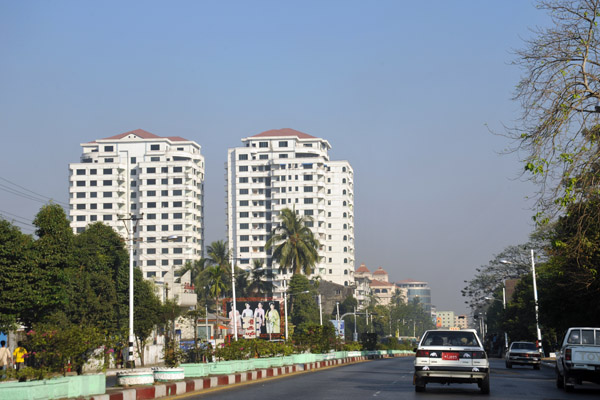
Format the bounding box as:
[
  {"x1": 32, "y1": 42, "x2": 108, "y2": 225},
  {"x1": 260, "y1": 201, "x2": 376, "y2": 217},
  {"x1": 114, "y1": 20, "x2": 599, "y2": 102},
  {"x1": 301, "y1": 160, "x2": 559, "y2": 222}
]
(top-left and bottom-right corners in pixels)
[
  {"x1": 505, "y1": 341, "x2": 541, "y2": 369},
  {"x1": 413, "y1": 329, "x2": 490, "y2": 394},
  {"x1": 555, "y1": 327, "x2": 600, "y2": 392}
]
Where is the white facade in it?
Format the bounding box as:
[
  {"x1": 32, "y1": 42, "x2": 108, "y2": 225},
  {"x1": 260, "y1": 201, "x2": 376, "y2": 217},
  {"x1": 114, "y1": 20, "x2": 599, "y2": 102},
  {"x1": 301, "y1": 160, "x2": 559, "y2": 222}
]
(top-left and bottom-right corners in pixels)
[
  {"x1": 226, "y1": 128, "x2": 354, "y2": 294},
  {"x1": 68, "y1": 129, "x2": 205, "y2": 292}
]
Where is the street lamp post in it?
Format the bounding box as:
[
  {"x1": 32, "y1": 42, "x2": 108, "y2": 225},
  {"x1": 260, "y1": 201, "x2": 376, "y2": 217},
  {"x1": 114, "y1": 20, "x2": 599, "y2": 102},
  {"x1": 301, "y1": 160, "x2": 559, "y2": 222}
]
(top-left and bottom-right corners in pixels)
[
  {"x1": 230, "y1": 256, "x2": 238, "y2": 341},
  {"x1": 318, "y1": 294, "x2": 323, "y2": 326},
  {"x1": 501, "y1": 253, "x2": 543, "y2": 354},
  {"x1": 530, "y1": 250, "x2": 543, "y2": 354}
]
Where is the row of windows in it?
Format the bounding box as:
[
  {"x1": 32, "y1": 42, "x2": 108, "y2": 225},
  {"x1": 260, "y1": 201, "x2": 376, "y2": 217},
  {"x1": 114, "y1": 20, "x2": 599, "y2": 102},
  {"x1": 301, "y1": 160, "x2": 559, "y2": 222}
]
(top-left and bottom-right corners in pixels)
[
  {"x1": 145, "y1": 166, "x2": 183, "y2": 173},
  {"x1": 75, "y1": 214, "x2": 112, "y2": 222},
  {"x1": 146, "y1": 213, "x2": 184, "y2": 219},
  {"x1": 75, "y1": 168, "x2": 114, "y2": 175},
  {"x1": 144, "y1": 190, "x2": 184, "y2": 196},
  {"x1": 144, "y1": 224, "x2": 184, "y2": 231},
  {"x1": 141, "y1": 247, "x2": 184, "y2": 254},
  {"x1": 146, "y1": 201, "x2": 184, "y2": 208},
  {"x1": 143, "y1": 258, "x2": 184, "y2": 266}
]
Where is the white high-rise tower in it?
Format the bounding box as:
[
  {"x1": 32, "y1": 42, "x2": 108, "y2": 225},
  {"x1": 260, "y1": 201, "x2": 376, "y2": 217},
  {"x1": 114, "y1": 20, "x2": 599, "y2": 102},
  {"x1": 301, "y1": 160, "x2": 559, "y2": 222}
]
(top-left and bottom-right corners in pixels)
[
  {"x1": 68, "y1": 129, "x2": 205, "y2": 290},
  {"x1": 226, "y1": 128, "x2": 354, "y2": 295}
]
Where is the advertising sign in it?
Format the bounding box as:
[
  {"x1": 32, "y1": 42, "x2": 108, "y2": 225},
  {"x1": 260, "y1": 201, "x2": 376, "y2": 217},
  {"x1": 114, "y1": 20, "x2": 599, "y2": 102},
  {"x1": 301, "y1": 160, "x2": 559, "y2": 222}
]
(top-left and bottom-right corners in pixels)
[
  {"x1": 226, "y1": 300, "x2": 282, "y2": 339},
  {"x1": 330, "y1": 320, "x2": 345, "y2": 339}
]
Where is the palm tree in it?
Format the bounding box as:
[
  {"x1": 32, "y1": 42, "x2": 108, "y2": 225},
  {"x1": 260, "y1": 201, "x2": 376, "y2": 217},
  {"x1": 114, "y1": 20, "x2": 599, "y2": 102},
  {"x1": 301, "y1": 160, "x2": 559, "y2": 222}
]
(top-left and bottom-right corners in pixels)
[
  {"x1": 247, "y1": 259, "x2": 273, "y2": 297},
  {"x1": 206, "y1": 265, "x2": 228, "y2": 317},
  {"x1": 265, "y1": 208, "x2": 321, "y2": 275},
  {"x1": 207, "y1": 240, "x2": 230, "y2": 271}
]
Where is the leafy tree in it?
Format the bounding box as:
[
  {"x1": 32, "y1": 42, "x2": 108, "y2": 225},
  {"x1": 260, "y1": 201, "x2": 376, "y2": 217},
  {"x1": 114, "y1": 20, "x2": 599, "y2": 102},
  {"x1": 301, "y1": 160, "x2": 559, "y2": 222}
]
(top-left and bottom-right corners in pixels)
[
  {"x1": 286, "y1": 275, "x2": 319, "y2": 335},
  {"x1": 133, "y1": 273, "x2": 162, "y2": 366},
  {"x1": 26, "y1": 204, "x2": 73, "y2": 327},
  {"x1": 508, "y1": 0, "x2": 600, "y2": 227},
  {"x1": 266, "y1": 208, "x2": 320, "y2": 275},
  {"x1": 68, "y1": 222, "x2": 129, "y2": 332},
  {"x1": 0, "y1": 219, "x2": 35, "y2": 331}
]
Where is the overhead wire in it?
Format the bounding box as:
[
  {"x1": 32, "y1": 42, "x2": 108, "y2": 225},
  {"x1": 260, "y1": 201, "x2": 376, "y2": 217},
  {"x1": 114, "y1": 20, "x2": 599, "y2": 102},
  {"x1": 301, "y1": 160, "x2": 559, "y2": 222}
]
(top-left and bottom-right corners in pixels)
[{"x1": 0, "y1": 176, "x2": 69, "y2": 207}]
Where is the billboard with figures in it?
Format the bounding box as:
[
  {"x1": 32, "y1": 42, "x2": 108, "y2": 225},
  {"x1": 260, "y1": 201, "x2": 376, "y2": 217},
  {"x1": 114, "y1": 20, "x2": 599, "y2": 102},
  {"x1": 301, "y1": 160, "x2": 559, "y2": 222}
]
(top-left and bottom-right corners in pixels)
[{"x1": 225, "y1": 299, "x2": 282, "y2": 340}]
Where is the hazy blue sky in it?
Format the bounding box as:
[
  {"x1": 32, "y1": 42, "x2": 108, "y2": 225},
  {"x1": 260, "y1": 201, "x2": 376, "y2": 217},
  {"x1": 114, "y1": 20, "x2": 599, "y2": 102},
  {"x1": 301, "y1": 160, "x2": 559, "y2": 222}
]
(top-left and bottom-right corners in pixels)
[{"x1": 0, "y1": 1, "x2": 548, "y2": 315}]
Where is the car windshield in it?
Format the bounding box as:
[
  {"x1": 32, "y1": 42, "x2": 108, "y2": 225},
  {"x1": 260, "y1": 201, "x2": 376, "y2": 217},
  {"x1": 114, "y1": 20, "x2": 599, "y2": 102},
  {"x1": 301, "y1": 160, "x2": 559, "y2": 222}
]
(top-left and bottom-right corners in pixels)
[
  {"x1": 422, "y1": 331, "x2": 479, "y2": 347},
  {"x1": 512, "y1": 342, "x2": 536, "y2": 350}
]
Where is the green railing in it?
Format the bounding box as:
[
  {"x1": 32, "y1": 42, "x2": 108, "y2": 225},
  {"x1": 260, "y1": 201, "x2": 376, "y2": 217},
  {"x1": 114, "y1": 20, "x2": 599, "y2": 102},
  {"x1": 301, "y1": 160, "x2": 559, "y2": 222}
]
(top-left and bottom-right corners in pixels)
[{"x1": 0, "y1": 373, "x2": 105, "y2": 400}]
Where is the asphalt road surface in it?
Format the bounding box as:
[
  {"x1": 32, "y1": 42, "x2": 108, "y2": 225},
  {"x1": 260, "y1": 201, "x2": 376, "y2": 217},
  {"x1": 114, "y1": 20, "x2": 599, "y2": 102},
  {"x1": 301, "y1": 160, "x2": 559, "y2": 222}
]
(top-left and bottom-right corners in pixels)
[{"x1": 170, "y1": 357, "x2": 600, "y2": 400}]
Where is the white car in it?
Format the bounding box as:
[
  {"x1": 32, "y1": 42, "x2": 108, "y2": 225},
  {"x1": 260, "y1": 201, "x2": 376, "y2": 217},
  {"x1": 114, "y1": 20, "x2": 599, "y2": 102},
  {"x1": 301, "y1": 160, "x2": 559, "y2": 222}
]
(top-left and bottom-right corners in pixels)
[
  {"x1": 505, "y1": 341, "x2": 541, "y2": 369},
  {"x1": 413, "y1": 329, "x2": 490, "y2": 394}
]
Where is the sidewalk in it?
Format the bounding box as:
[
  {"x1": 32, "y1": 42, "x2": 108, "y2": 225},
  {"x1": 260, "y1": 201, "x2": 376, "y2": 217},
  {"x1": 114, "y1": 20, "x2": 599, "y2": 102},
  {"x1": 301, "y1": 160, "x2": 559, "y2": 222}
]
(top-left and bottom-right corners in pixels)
[{"x1": 90, "y1": 353, "x2": 405, "y2": 400}]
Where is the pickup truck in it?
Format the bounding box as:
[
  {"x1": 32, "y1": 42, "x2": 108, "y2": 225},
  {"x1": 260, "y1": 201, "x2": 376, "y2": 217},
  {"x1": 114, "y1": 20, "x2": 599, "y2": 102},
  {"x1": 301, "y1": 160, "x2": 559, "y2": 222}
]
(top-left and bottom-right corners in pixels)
[{"x1": 555, "y1": 327, "x2": 600, "y2": 392}]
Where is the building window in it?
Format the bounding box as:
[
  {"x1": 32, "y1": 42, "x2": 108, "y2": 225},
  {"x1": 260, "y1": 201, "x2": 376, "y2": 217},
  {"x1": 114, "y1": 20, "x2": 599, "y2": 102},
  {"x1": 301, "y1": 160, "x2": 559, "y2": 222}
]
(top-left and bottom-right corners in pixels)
[
  {"x1": 239, "y1": 189, "x2": 248, "y2": 195},
  {"x1": 259, "y1": 142, "x2": 268, "y2": 148},
  {"x1": 103, "y1": 215, "x2": 112, "y2": 221},
  {"x1": 161, "y1": 167, "x2": 168, "y2": 173},
  {"x1": 239, "y1": 166, "x2": 248, "y2": 172},
  {"x1": 173, "y1": 178, "x2": 182, "y2": 184},
  {"x1": 161, "y1": 213, "x2": 168, "y2": 219},
  {"x1": 173, "y1": 201, "x2": 182, "y2": 207},
  {"x1": 240, "y1": 212, "x2": 249, "y2": 218},
  {"x1": 239, "y1": 177, "x2": 248, "y2": 183},
  {"x1": 147, "y1": 167, "x2": 156, "y2": 173},
  {"x1": 173, "y1": 248, "x2": 183, "y2": 254},
  {"x1": 304, "y1": 210, "x2": 313, "y2": 216},
  {"x1": 104, "y1": 145, "x2": 114, "y2": 152},
  {"x1": 173, "y1": 259, "x2": 183, "y2": 265},
  {"x1": 239, "y1": 200, "x2": 249, "y2": 206},
  {"x1": 90, "y1": 204, "x2": 97, "y2": 209},
  {"x1": 76, "y1": 169, "x2": 85, "y2": 175},
  {"x1": 304, "y1": 186, "x2": 313, "y2": 192},
  {"x1": 279, "y1": 154, "x2": 288, "y2": 158},
  {"x1": 103, "y1": 203, "x2": 112, "y2": 209},
  {"x1": 173, "y1": 166, "x2": 182, "y2": 173},
  {"x1": 103, "y1": 180, "x2": 112, "y2": 186},
  {"x1": 240, "y1": 235, "x2": 249, "y2": 241},
  {"x1": 104, "y1": 158, "x2": 113, "y2": 163},
  {"x1": 259, "y1": 154, "x2": 268, "y2": 160},
  {"x1": 150, "y1": 144, "x2": 159, "y2": 151},
  {"x1": 173, "y1": 190, "x2": 182, "y2": 196},
  {"x1": 102, "y1": 192, "x2": 112, "y2": 198},
  {"x1": 173, "y1": 224, "x2": 183, "y2": 231},
  {"x1": 240, "y1": 223, "x2": 249, "y2": 229},
  {"x1": 90, "y1": 215, "x2": 97, "y2": 221},
  {"x1": 278, "y1": 141, "x2": 288, "y2": 147},
  {"x1": 147, "y1": 213, "x2": 156, "y2": 219},
  {"x1": 304, "y1": 198, "x2": 313, "y2": 204},
  {"x1": 238, "y1": 154, "x2": 248, "y2": 160},
  {"x1": 161, "y1": 201, "x2": 168, "y2": 207},
  {"x1": 147, "y1": 225, "x2": 156, "y2": 231},
  {"x1": 173, "y1": 213, "x2": 182, "y2": 219},
  {"x1": 76, "y1": 204, "x2": 85, "y2": 210},
  {"x1": 76, "y1": 181, "x2": 85, "y2": 187},
  {"x1": 147, "y1": 179, "x2": 156, "y2": 185},
  {"x1": 147, "y1": 248, "x2": 156, "y2": 255},
  {"x1": 147, "y1": 260, "x2": 156, "y2": 266},
  {"x1": 76, "y1": 192, "x2": 85, "y2": 198},
  {"x1": 161, "y1": 225, "x2": 169, "y2": 231},
  {"x1": 240, "y1": 247, "x2": 249, "y2": 252},
  {"x1": 148, "y1": 202, "x2": 156, "y2": 208}
]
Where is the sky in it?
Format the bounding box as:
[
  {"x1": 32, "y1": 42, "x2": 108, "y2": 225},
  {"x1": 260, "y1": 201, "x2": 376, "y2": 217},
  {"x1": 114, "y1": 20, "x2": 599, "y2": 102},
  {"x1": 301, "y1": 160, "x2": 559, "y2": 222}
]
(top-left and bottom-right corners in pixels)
[{"x1": 0, "y1": 1, "x2": 550, "y2": 316}]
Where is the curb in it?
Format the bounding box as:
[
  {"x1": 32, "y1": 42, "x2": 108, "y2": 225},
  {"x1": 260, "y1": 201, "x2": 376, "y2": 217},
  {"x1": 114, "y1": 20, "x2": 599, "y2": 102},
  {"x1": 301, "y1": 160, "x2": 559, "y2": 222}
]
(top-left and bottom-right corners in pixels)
[{"x1": 89, "y1": 356, "x2": 375, "y2": 400}]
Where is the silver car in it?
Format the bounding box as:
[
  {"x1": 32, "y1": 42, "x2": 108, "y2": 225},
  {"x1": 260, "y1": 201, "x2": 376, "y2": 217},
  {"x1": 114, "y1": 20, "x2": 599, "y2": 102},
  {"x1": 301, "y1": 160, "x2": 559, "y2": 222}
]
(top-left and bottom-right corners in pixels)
[
  {"x1": 413, "y1": 329, "x2": 490, "y2": 394},
  {"x1": 505, "y1": 341, "x2": 541, "y2": 369}
]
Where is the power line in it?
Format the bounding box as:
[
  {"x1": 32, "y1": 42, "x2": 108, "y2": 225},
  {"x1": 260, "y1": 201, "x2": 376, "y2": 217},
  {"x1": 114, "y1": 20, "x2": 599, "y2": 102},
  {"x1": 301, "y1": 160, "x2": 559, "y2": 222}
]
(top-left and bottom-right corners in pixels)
[
  {"x1": 0, "y1": 176, "x2": 68, "y2": 207},
  {"x1": 0, "y1": 209, "x2": 33, "y2": 224}
]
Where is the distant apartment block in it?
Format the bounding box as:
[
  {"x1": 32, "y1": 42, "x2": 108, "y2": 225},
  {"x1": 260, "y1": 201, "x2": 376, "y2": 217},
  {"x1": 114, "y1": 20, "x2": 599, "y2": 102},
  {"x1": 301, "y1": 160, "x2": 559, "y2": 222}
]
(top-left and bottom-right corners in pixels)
[
  {"x1": 396, "y1": 279, "x2": 432, "y2": 312},
  {"x1": 68, "y1": 129, "x2": 204, "y2": 305},
  {"x1": 226, "y1": 128, "x2": 354, "y2": 294}
]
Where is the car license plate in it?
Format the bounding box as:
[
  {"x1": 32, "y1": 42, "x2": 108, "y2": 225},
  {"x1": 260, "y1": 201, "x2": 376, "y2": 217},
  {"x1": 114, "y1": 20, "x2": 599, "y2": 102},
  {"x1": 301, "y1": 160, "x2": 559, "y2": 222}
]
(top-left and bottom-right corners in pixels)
[{"x1": 442, "y1": 352, "x2": 459, "y2": 361}]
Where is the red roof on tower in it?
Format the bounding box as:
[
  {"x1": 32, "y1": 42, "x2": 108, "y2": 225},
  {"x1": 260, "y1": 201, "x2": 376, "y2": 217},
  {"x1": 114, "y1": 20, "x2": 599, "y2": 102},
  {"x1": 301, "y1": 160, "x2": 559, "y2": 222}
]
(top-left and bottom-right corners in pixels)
[
  {"x1": 251, "y1": 128, "x2": 317, "y2": 139},
  {"x1": 373, "y1": 267, "x2": 388, "y2": 275},
  {"x1": 95, "y1": 129, "x2": 188, "y2": 142},
  {"x1": 356, "y1": 263, "x2": 370, "y2": 273}
]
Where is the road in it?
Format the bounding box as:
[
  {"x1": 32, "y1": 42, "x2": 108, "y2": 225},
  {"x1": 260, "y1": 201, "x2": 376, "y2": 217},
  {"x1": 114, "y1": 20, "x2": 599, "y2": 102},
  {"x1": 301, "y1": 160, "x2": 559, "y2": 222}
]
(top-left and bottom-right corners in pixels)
[{"x1": 170, "y1": 358, "x2": 600, "y2": 400}]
